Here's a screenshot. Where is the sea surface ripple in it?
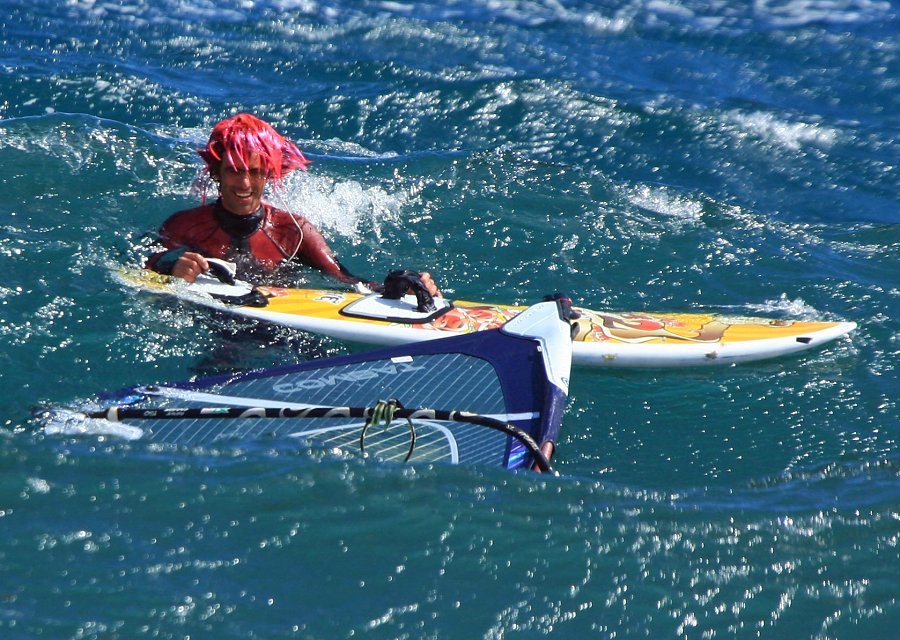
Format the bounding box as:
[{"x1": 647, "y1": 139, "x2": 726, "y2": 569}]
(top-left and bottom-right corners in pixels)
[{"x1": 1, "y1": 1, "x2": 897, "y2": 638}]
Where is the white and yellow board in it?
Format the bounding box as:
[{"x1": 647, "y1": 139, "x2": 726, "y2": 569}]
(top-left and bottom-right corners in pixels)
[{"x1": 118, "y1": 269, "x2": 856, "y2": 368}]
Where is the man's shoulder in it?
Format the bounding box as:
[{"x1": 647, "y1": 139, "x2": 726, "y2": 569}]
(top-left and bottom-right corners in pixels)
[
  {"x1": 159, "y1": 203, "x2": 219, "y2": 239},
  {"x1": 264, "y1": 203, "x2": 314, "y2": 230},
  {"x1": 167, "y1": 203, "x2": 216, "y2": 220},
  {"x1": 265, "y1": 203, "x2": 301, "y2": 220},
  {"x1": 161, "y1": 203, "x2": 216, "y2": 227}
]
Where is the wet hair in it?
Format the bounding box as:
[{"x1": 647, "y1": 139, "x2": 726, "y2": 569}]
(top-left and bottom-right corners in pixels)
[{"x1": 197, "y1": 113, "x2": 310, "y2": 188}]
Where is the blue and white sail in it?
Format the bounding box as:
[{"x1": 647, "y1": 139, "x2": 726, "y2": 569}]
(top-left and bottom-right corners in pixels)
[{"x1": 64, "y1": 301, "x2": 572, "y2": 472}]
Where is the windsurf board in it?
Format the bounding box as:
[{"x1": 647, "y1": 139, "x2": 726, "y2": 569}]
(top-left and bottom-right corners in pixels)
[{"x1": 116, "y1": 267, "x2": 856, "y2": 369}]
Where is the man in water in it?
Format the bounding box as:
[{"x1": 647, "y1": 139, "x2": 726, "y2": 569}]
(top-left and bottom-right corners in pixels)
[{"x1": 147, "y1": 113, "x2": 438, "y2": 295}]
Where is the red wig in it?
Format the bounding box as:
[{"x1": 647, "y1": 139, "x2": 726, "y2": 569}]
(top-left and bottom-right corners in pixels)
[{"x1": 197, "y1": 113, "x2": 310, "y2": 186}]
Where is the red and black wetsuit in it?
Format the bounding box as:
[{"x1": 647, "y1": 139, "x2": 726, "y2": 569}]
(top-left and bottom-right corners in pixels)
[{"x1": 146, "y1": 201, "x2": 366, "y2": 286}]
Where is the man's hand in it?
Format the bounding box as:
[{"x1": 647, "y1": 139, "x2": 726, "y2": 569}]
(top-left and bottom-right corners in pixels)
[
  {"x1": 418, "y1": 271, "x2": 442, "y2": 298},
  {"x1": 171, "y1": 251, "x2": 210, "y2": 283}
]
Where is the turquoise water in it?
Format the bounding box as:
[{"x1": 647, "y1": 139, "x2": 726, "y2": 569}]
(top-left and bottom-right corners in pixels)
[{"x1": 1, "y1": 1, "x2": 898, "y2": 638}]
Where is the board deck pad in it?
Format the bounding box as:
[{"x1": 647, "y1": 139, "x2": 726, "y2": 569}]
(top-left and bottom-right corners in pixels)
[{"x1": 340, "y1": 292, "x2": 454, "y2": 323}]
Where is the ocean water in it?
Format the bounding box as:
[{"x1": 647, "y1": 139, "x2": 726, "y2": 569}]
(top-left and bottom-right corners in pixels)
[{"x1": 1, "y1": 0, "x2": 898, "y2": 638}]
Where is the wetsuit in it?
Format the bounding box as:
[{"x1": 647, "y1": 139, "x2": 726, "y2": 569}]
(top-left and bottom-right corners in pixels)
[{"x1": 146, "y1": 201, "x2": 366, "y2": 287}]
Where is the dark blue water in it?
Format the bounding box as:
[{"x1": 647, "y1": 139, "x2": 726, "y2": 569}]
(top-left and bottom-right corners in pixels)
[{"x1": 1, "y1": 1, "x2": 897, "y2": 637}]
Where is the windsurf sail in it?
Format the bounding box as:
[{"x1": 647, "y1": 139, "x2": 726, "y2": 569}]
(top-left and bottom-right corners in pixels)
[{"x1": 54, "y1": 301, "x2": 572, "y2": 473}]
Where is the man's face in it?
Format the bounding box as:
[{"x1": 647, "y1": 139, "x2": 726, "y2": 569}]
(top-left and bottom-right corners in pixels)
[{"x1": 217, "y1": 153, "x2": 267, "y2": 216}]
